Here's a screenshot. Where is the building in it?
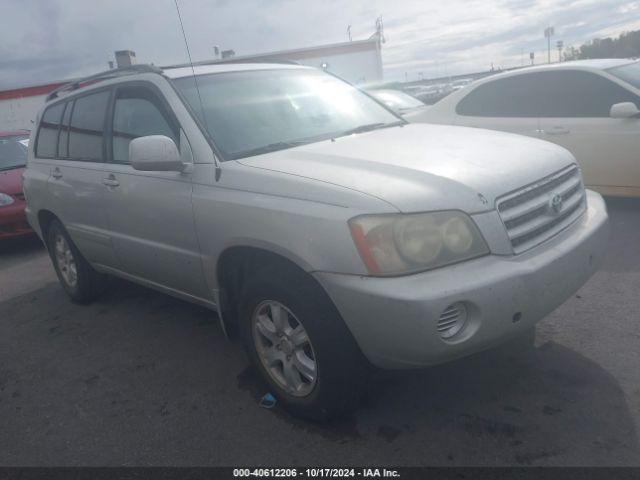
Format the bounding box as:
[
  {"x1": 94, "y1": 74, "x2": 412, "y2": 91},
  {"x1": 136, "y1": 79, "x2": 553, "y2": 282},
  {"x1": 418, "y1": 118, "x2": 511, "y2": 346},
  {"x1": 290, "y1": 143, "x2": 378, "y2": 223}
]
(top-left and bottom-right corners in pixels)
[
  {"x1": 0, "y1": 37, "x2": 384, "y2": 131},
  {"x1": 164, "y1": 37, "x2": 384, "y2": 86},
  {"x1": 0, "y1": 83, "x2": 64, "y2": 132}
]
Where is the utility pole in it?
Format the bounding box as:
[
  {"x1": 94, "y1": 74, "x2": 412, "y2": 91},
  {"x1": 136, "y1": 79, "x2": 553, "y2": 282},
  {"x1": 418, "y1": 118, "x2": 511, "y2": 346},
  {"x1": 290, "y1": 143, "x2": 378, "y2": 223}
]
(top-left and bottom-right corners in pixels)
[
  {"x1": 347, "y1": 25, "x2": 352, "y2": 41},
  {"x1": 544, "y1": 27, "x2": 554, "y2": 64},
  {"x1": 556, "y1": 40, "x2": 564, "y2": 62}
]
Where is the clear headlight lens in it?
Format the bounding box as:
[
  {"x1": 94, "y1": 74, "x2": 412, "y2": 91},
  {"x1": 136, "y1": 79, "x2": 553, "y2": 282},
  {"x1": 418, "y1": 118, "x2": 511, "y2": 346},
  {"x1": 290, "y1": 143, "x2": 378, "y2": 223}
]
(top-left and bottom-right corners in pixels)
[
  {"x1": 349, "y1": 211, "x2": 489, "y2": 276},
  {"x1": 0, "y1": 193, "x2": 14, "y2": 207}
]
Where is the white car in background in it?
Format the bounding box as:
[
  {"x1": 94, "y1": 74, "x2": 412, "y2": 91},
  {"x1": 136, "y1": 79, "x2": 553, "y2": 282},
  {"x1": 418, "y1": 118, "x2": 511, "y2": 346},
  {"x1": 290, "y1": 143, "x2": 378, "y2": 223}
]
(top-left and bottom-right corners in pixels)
[
  {"x1": 406, "y1": 59, "x2": 640, "y2": 198},
  {"x1": 366, "y1": 88, "x2": 428, "y2": 116}
]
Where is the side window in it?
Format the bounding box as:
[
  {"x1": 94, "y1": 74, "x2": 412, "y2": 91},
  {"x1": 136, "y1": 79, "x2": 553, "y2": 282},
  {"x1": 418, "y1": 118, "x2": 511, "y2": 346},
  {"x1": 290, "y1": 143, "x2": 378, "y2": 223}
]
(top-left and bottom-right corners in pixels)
[
  {"x1": 112, "y1": 86, "x2": 178, "y2": 164},
  {"x1": 457, "y1": 71, "x2": 640, "y2": 118},
  {"x1": 57, "y1": 101, "x2": 73, "y2": 158},
  {"x1": 68, "y1": 90, "x2": 110, "y2": 162},
  {"x1": 534, "y1": 71, "x2": 640, "y2": 117},
  {"x1": 456, "y1": 74, "x2": 542, "y2": 117},
  {"x1": 35, "y1": 102, "x2": 65, "y2": 158}
]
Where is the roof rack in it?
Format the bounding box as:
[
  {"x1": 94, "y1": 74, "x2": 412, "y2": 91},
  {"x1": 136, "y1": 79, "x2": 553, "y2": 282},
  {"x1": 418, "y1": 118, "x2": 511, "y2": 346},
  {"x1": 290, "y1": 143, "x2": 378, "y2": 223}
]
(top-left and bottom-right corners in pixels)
[{"x1": 46, "y1": 64, "x2": 163, "y2": 101}]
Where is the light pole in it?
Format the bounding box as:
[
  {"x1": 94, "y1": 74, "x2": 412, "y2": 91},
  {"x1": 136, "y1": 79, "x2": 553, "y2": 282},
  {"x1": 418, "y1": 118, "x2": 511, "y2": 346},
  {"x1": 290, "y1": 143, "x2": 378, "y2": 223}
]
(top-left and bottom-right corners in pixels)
[
  {"x1": 544, "y1": 27, "x2": 554, "y2": 64},
  {"x1": 556, "y1": 40, "x2": 564, "y2": 62}
]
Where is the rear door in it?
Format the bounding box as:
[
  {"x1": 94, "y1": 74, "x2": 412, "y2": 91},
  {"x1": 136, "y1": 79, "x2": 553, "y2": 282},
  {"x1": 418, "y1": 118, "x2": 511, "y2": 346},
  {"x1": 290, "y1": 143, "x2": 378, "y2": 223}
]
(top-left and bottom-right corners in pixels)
[
  {"x1": 101, "y1": 82, "x2": 209, "y2": 299},
  {"x1": 38, "y1": 91, "x2": 118, "y2": 267},
  {"x1": 535, "y1": 70, "x2": 640, "y2": 193},
  {"x1": 452, "y1": 74, "x2": 541, "y2": 138}
]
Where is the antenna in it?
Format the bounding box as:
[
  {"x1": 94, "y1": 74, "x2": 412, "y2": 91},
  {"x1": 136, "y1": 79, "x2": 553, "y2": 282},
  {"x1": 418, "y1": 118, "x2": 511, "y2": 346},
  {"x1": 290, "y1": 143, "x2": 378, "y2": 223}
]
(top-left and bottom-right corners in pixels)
[{"x1": 173, "y1": 0, "x2": 215, "y2": 160}]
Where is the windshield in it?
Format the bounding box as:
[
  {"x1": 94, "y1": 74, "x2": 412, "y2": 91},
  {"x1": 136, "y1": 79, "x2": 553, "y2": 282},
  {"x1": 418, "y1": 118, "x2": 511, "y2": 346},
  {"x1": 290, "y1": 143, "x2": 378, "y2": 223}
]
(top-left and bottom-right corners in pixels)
[
  {"x1": 607, "y1": 61, "x2": 640, "y2": 90},
  {"x1": 368, "y1": 89, "x2": 425, "y2": 112},
  {"x1": 173, "y1": 68, "x2": 401, "y2": 159},
  {"x1": 0, "y1": 135, "x2": 29, "y2": 171}
]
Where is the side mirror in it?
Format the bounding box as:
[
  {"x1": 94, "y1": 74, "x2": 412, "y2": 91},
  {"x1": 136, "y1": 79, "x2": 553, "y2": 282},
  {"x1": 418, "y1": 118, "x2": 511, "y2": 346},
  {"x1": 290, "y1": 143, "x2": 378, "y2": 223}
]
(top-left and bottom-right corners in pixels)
[
  {"x1": 129, "y1": 135, "x2": 184, "y2": 172},
  {"x1": 610, "y1": 102, "x2": 640, "y2": 119}
]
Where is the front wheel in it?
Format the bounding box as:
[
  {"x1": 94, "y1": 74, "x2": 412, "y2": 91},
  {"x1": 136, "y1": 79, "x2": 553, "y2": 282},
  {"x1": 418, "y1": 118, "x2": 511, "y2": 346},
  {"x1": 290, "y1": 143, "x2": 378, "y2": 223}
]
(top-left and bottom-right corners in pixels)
[
  {"x1": 46, "y1": 219, "x2": 104, "y2": 304},
  {"x1": 239, "y1": 265, "x2": 369, "y2": 421}
]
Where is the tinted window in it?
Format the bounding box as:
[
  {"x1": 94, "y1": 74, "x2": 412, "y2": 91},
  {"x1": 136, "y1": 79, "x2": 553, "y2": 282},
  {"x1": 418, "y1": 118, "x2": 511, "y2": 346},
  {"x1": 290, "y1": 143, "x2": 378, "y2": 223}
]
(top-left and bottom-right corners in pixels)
[
  {"x1": 112, "y1": 87, "x2": 178, "y2": 163},
  {"x1": 36, "y1": 102, "x2": 64, "y2": 158},
  {"x1": 68, "y1": 90, "x2": 110, "y2": 161},
  {"x1": 457, "y1": 70, "x2": 639, "y2": 117},
  {"x1": 58, "y1": 101, "x2": 73, "y2": 158},
  {"x1": 607, "y1": 62, "x2": 640, "y2": 90}
]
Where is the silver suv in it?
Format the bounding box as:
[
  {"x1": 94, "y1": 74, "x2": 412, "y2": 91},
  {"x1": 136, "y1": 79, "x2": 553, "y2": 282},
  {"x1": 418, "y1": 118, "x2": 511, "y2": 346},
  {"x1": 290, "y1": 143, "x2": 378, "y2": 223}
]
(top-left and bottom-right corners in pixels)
[{"x1": 24, "y1": 63, "x2": 609, "y2": 420}]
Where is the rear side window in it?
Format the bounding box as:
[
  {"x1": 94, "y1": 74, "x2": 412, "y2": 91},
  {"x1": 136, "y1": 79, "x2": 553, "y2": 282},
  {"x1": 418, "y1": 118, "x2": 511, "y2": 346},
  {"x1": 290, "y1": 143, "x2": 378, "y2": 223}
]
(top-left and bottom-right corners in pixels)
[
  {"x1": 68, "y1": 90, "x2": 110, "y2": 161},
  {"x1": 112, "y1": 86, "x2": 178, "y2": 164},
  {"x1": 457, "y1": 70, "x2": 639, "y2": 118},
  {"x1": 36, "y1": 103, "x2": 65, "y2": 158}
]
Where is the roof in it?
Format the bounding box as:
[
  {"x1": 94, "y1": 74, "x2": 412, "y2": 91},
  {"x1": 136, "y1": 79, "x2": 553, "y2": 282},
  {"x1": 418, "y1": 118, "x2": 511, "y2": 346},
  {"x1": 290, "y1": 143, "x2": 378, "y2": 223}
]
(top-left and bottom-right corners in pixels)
[
  {"x1": 462, "y1": 58, "x2": 639, "y2": 89},
  {"x1": 541, "y1": 58, "x2": 636, "y2": 70},
  {"x1": 502, "y1": 58, "x2": 636, "y2": 76},
  {"x1": 164, "y1": 62, "x2": 309, "y2": 80},
  {"x1": 0, "y1": 130, "x2": 30, "y2": 137},
  {"x1": 0, "y1": 82, "x2": 67, "y2": 101}
]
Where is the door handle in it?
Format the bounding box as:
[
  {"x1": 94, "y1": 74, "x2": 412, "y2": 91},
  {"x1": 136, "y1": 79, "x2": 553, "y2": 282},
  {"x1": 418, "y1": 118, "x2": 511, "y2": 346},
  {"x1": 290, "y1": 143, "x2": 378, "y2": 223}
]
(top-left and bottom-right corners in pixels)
[
  {"x1": 102, "y1": 174, "x2": 120, "y2": 188},
  {"x1": 51, "y1": 168, "x2": 63, "y2": 179},
  {"x1": 543, "y1": 126, "x2": 570, "y2": 135}
]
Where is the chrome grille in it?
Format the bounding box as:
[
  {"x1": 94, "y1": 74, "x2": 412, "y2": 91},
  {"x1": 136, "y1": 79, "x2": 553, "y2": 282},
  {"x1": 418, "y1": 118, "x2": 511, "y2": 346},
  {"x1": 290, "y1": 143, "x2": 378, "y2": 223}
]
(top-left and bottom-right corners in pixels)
[{"x1": 497, "y1": 165, "x2": 586, "y2": 254}]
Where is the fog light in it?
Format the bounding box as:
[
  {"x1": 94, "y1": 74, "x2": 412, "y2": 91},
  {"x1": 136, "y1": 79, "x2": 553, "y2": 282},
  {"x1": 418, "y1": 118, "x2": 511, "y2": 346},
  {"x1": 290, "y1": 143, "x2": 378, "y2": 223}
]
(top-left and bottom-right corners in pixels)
[{"x1": 437, "y1": 302, "x2": 468, "y2": 339}]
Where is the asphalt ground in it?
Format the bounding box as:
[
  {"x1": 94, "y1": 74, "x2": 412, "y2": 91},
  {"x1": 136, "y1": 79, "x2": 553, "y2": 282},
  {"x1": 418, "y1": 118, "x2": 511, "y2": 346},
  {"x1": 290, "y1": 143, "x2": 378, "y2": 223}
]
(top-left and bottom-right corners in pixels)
[{"x1": 0, "y1": 197, "x2": 639, "y2": 466}]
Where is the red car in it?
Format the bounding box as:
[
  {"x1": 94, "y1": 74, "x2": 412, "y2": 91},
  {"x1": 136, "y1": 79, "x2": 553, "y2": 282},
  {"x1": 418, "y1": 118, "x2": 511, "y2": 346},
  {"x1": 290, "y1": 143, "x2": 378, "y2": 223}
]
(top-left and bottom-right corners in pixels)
[{"x1": 0, "y1": 130, "x2": 33, "y2": 239}]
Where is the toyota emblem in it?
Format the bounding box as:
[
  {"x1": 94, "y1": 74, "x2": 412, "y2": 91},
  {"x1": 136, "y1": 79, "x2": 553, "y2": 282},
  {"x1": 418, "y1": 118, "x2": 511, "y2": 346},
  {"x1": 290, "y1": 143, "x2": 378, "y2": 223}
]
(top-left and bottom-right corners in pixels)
[{"x1": 549, "y1": 194, "x2": 563, "y2": 214}]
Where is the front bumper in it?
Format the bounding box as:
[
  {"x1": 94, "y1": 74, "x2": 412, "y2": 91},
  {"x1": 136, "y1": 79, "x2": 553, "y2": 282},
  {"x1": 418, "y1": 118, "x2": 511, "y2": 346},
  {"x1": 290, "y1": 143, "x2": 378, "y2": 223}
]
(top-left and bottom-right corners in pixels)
[
  {"x1": 314, "y1": 190, "x2": 609, "y2": 369},
  {"x1": 0, "y1": 200, "x2": 33, "y2": 239}
]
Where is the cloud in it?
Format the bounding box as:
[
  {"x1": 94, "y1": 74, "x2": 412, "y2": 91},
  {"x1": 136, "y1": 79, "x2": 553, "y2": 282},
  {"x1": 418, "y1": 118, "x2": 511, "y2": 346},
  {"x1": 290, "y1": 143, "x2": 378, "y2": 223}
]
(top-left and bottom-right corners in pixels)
[{"x1": 0, "y1": 0, "x2": 638, "y2": 88}]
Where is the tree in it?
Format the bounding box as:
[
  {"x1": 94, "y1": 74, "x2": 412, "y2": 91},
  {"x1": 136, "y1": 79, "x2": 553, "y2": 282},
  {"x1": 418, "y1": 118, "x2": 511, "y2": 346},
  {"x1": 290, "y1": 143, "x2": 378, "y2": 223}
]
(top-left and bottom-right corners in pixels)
[{"x1": 564, "y1": 30, "x2": 640, "y2": 60}]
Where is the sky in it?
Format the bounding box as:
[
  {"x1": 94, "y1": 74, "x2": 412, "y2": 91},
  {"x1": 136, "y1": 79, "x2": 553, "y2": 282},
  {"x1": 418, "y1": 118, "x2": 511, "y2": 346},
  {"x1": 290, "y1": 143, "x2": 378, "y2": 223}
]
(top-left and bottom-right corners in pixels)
[{"x1": 1, "y1": 0, "x2": 640, "y2": 89}]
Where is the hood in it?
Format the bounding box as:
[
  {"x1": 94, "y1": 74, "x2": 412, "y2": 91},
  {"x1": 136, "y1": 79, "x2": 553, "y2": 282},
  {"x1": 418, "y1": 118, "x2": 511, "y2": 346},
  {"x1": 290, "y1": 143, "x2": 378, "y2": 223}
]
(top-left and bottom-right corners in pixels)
[
  {"x1": 238, "y1": 123, "x2": 575, "y2": 213},
  {"x1": 0, "y1": 166, "x2": 25, "y2": 196}
]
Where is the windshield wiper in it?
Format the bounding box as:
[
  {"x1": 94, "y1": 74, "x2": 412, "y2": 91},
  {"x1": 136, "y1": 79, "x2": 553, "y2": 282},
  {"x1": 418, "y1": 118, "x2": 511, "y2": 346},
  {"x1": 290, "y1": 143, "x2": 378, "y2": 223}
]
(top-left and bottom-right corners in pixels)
[
  {"x1": 336, "y1": 121, "x2": 403, "y2": 138},
  {"x1": 235, "y1": 140, "x2": 312, "y2": 158}
]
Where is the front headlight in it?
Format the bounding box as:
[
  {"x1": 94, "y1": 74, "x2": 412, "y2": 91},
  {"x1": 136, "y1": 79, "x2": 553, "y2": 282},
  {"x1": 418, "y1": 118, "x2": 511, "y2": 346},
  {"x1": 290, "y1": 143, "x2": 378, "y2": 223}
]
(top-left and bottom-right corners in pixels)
[
  {"x1": 349, "y1": 211, "x2": 489, "y2": 276},
  {"x1": 0, "y1": 193, "x2": 14, "y2": 207}
]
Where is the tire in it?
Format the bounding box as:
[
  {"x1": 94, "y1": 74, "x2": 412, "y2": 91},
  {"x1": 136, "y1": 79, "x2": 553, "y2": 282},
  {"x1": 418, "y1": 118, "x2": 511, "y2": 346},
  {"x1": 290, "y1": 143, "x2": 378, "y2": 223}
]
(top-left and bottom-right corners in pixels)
[
  {"x1": 239, "y1": 264, "x2": 369, "y2": 421},
  {"x1": 46, "y1": 219, "x2": 104, "y2": 304}
]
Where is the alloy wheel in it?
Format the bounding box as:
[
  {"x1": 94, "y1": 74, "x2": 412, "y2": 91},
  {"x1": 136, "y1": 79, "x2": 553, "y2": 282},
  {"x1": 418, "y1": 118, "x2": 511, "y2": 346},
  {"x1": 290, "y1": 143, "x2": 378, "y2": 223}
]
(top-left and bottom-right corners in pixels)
[{"x1": 251, "y1": 300, "x2": 318, "y2": 397}]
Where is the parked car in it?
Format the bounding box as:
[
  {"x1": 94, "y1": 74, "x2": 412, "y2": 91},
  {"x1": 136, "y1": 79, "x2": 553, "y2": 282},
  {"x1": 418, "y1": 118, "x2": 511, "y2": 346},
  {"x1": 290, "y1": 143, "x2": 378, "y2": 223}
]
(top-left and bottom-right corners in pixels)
[
  {"x1": 406, "y1": 83, "x2": 454, "y2": 104},
  {"x1": 406, "y1": 59, "x2": 640, "y2": 197},
  {"x1": 366, "y1": 88, "x2": 428, "y2": 116},
  {"x1": 0, "y1": 130, "x2": 33, "y2": 240},
  {"x1": 24, "y1": 63, "x2": 609, "y2": 420}
]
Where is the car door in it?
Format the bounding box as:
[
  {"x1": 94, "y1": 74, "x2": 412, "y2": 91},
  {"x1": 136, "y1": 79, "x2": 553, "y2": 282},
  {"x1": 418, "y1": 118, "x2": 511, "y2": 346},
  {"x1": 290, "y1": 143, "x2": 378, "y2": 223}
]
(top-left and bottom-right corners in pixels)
[
  {"x1": 535, "y1": 70, "x2": 640, "y2": 194},
  {"x1": 39, "y1": 90, "x2": 119, "y2": 267},
  {"x1": 101, "y1": 82, "x2": 209, "y2": 299},
  {"x1": 452, "y1": 74, "x2": 541, "y2": 139}
]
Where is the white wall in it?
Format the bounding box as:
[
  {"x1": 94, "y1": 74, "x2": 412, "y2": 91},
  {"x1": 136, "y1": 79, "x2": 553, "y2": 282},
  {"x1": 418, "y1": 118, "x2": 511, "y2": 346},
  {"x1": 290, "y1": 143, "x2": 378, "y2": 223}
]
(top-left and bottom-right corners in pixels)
[{"x1": 0, "y1": 94, "x2": 46, "y2": 131}]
